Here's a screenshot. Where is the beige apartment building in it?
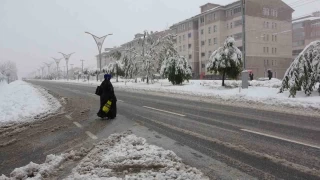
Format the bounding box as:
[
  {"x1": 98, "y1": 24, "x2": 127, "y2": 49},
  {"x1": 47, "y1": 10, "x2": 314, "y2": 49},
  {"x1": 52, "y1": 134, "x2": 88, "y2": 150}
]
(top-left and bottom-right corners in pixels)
[
  {"x1": 170, "y1": 0, "x2": 294, "y2": 79},
  {"x1": 292, "y1": 11, "x2": 320, "y2": 59}
]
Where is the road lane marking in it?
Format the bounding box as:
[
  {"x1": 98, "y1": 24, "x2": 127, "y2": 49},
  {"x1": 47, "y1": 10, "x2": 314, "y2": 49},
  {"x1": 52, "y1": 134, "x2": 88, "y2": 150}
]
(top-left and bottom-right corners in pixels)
[
  {"x1": 85, "y1": 131, "x2": 98, "y2": 140},
  {"x1": 73, "y1": 122, "x2": 82, "y2": 128},
  {"x1": 241, "y1": 129, "x2": 320, "y2": 150},
  {"x1": 118, "y1": 100, "x2": 124, "y2": 102},
  {"x1": 65, "y1": 115, "x2": 72, "y2": 120},
  {"x1": 142, "y1": 106, "x2": 186, "y2": 117}
]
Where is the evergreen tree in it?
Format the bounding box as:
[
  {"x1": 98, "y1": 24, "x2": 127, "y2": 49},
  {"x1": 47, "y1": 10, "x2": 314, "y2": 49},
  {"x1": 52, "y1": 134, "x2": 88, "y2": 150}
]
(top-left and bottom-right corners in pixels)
[
  {"x1": 206, "y1": 37, "x2": 242, "y2": 86},
  {"x1": 279, "y1": 41, "x2": 320, "y2": 97},
  {"x1": 160, "y1": 56, "x2": 192, "y2": 85}
]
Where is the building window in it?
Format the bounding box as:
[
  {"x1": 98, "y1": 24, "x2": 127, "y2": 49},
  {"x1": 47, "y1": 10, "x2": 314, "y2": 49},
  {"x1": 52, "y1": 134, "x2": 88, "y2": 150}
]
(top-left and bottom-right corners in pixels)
[
  {"x1": 208, "y1": 51, "x2": 212, "y2": 58},
  {"x1": 234, "y1": 7, "x2": 241, "y2": 14},
  {"x1": 201, "y1": 41, "x2": 205, "y2": 46},
  {"x1": 264, "y1": 59, "x2": 267, "y2": 65},
  {"x1": 263, "y1": 47, "x2": 266, "y2": 53},
  {"x1": 183, "y1": 35, "x2": 185, "y2": 41},
  {"x1": 208, "y1": 27, "x2": 211, "y2": 34},
  {"x1": 189, "y1": 22, "x2": 192, "y2": 28},
  {"x1": 267, "y1": 34, "x2": 269, "y2": 41},
  {"x1": 267, "y1": 47, "x2": 269, "y2": 53},
  {"x1": 202, "y1": 63, "x2": 205, "y2": 68},
  {"x1": 183, "y1": 45, "x2": 185, "y2": 51},
  {"x1": 214, "y1": 25, "x2": 217, "y2": 32},
  {"x1": 188, "y1": 33, "x2": 192, "y2": 38},
  {"x1": 227, "y1": 23, "x2": 229, "y2": 29},
  {"x1": 189, "y1": 54, "x2": 192, "y2": 59},
  {"x1": 213, "y1": 13, "x2": 216, "y2": 20},
  {"x1": 201, "y1": 52, "x2": 205, "y2": 57},
  {"x1": 201, "y1": 29, "x2": 204, "y2": 35},
  {"x1": 200, "y1": 16, "x2": 204, "y2": 23},
  {"x1": 188, "y1": 44, "x2": 192, "y2": 49},
  {"x1": 267, "y1": 22, "x2": 269, "y2": 28},
  {"x1": 208, "y1": 39, "x2": 212, "y2": 46},
  {"x1": 263, "y1": 8, "x2": 270, "y2": 16},
  {"x1": 179, "y1": 36, "x2": 181, "y2": 43},
  {"x1": 275, "y1": 48, "x2": 277, "y2": 54},
  {"x1": 214, "y1": 38, "x2": 217, "y2": 44},
  {"x1": 275, "y1": 35, "x2": 277, "y2": 41},
  {"x1": 234, "y1": 33, "x2": 242, "y2": 40},
  {"x1": 230, "y1": 22, "x2": 233, "y2": 29},
  {"x1": 235, "y1": 20, "x2": 242, "y2": 27},
  {"x1": 179, "y1": 46, "x2": 182, "y2": 52},
  {"x1": 272, "y1": 48, "x2": 274, "y2": 54}
]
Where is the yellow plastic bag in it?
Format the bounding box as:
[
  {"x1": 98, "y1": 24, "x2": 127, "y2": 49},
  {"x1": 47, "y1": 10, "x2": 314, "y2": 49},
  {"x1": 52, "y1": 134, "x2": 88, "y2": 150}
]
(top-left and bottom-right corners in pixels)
[{"x1": 102, "y1": 100, "x2": 112, "y2": 113}]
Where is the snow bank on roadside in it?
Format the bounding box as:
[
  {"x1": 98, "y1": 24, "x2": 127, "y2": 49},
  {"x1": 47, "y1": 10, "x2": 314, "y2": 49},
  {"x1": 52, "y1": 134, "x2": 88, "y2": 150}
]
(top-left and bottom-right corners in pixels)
[
  {"x1": 0, "y1": 80, "x2": 61, "y2": 126},
  {"x1": 0, "y1": 132, "x2": 208, "y2": 180}
]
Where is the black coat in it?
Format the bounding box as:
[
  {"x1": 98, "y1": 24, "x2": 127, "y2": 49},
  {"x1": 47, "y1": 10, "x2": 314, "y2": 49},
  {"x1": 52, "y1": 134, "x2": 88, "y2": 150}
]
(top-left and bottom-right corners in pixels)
[{"x1": 98, "y1": 79, "x2": 117, "y2": 118}]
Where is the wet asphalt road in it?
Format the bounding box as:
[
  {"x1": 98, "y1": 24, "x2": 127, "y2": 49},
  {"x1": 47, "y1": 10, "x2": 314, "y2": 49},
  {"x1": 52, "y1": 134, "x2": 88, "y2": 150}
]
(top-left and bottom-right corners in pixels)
[{"x1": 1, "y1": 80, "x2": 320, "y2": 179}]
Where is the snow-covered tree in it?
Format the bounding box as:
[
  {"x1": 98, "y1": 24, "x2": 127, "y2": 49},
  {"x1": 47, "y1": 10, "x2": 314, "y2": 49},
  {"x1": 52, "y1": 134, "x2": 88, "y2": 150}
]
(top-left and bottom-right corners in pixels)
[
  {"x1": 0, "y1": 61, "x2": 18, "y2": 83},
  {"x1": 160, "y1": 56, "x2": 192, "y2": 85},
  {"x1": 0, "y1": 72, "x2": 5, "y2": 82},
  {"x1": 279, "y1": 41, "x2": 320, "y2": 97},
  {"x1": 158, "y1": 34, "x2": 178, "y2": 73},
  {"x1": 137, "y1": 31, "x2": 162, "y2": 84},
  {"x1": 206, "y1": 37, "x2": 242, "y2": 86}
]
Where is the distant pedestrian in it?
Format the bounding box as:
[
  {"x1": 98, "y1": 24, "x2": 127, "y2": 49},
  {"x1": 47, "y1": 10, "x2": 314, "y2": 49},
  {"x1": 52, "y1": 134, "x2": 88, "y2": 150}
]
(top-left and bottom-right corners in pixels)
[
  {"x1": 97, "y1": 74, "x2": 117, "y2": 119},
  {"x1": 267, "y1": 70, "x2": 273, "y2": 80},
  {"x1": 249, "y1": 72, "x2": 254, "y2": 81}
]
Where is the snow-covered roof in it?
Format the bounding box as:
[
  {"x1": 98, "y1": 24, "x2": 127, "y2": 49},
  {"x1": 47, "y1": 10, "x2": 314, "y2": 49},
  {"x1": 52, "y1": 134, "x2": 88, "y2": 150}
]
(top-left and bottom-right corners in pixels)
[{"x1": 292, "y1": 16, "x2": 320, "y2": 23}]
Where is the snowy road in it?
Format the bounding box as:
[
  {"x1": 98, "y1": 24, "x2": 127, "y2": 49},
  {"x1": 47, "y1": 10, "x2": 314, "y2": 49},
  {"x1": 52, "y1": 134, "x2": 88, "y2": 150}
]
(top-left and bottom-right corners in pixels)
[{"x1": 1, "y1": 80, "x2": 320, "y2": 179}]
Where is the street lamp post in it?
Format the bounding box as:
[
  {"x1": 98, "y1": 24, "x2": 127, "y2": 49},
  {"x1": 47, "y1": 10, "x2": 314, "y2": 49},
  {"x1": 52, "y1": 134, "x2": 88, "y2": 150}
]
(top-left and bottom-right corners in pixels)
[
  {"x1": 44, "y1": 62, "x2": 53, "y2": 79},
  {"x1": 85, "y1": 32, "x2": 112, "y2": 81},
  {"x1": 80, "y1": 60, "x2": 85, "y2": 74},
  {"x1": 70, "y1": 64, "x2": 74, "y2": 80},
  {"x1": 52, "y1": 58, "x2": 62, "y2": 80},
  {"x1": 59, "y1": 52, "x2": 75, "y2": 81}
]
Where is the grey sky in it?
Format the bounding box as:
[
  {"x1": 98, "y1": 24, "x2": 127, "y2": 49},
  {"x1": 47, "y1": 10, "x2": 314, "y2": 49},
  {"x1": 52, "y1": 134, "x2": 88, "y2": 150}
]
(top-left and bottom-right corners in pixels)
[{"x1": 0, "y1": 0, "x2": 319, "y2": 78}]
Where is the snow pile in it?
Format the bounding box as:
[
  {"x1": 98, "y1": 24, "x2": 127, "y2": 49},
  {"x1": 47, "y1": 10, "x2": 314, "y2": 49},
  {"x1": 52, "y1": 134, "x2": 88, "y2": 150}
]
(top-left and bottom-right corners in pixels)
[
  {"x1": 0, "y1": 149, "x2": 89, "y2": 180},
  {"x1": 66, "y1": 132, "x2": 208, "y2": 179},
  {"x1": 250, "y1": 78, "x2": 282, "y2": 88},
  {"x1": 0, "y1": 80, "x2": 61, "y2": 126}
]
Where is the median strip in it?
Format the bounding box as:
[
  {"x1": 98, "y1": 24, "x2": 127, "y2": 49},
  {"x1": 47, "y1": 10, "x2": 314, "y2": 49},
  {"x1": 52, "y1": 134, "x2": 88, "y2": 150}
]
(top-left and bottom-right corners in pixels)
[
  {"x1": 241, "y1": 129, "x2": 320, "y2": 150},
  {"x1": 142, "y1": 106, "x2": 186, "y2": 117}
]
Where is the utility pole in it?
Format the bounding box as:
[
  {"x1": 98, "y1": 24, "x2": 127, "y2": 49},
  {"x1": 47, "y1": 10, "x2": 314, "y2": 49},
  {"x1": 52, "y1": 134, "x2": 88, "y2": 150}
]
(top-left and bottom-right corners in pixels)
[
  {"x1": 80, "y1": 60, "x2": 85, "y2": 73},
  {"x1": 241, "y1": 0, "x2": 246, "y2": 69},
  {"x1": 70, "y1": 64, "x2": 74, "y2": 80}
]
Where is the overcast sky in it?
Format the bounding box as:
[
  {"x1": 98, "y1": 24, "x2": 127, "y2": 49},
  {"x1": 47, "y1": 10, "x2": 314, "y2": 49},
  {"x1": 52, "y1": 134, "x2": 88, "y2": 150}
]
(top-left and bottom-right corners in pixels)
[{"x1": 0, "y1": 0, "x2": 319, "y2": 78}]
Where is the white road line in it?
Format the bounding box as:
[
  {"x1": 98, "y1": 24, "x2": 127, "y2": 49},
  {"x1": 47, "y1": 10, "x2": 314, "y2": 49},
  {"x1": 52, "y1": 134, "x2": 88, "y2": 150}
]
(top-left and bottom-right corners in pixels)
[
  {"x1": 118, "y1": 100, "x2": 124, "y2": 102},
  {"x1": 142, "y1": 106, "x2": 186, "y2": 117},
  {"x1": 65, "y1": 115, "x2": 72, "y2": 120},
  {"x1": 73, "y1": 122, "x2": 83, "y2": 128},
  {"x1": 241, "y1": 129, "x2": 320, "y2": 150},
  {"x1": 85, "y1": 131, "x2": 98, "y2": 140}
]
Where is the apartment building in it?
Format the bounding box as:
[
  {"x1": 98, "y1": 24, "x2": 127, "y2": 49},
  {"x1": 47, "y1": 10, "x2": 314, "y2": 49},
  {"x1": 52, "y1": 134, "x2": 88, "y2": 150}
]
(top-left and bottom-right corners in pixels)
[
  {"x1": 292, "y1": 11, "x2": 320, "y2": 59},
  {"x1": 171, "y1": 0, "x2": 294, "y2": 79}
]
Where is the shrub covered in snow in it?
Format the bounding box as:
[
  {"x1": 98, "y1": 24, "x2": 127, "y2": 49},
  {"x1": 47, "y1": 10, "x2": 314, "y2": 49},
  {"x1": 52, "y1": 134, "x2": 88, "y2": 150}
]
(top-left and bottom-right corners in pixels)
[
  {"x1": 160, "y1": 56, "x2": 192, "y2": 85},
  {"x1": 206, "y1": 37, "x2": 242, "y2": 86},
  {"x1": 279, "y1": 41, "x2": 320, "y2": 97}
]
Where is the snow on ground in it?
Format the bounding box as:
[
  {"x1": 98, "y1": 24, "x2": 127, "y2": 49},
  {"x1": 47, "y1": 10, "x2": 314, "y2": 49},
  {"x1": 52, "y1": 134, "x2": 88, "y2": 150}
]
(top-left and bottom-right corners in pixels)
[
  {"x1": 37, "y1": 77, "x2": 320, "y2": 110},
  {"x1": 0, "y1": 80, "x2": 61, "y2": 127},
  {"x1": 0, "y1": 132, "x2": 208, "y2": 180}
]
